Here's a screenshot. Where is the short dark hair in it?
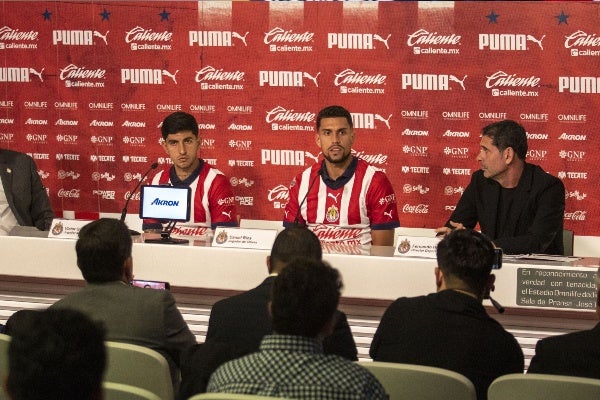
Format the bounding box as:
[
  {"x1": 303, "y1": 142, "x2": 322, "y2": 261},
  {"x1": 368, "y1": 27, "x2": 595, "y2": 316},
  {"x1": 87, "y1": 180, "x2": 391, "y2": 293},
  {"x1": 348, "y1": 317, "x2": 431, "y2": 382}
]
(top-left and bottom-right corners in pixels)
[
  {"x1": 271, "y1": 258, "x2": 342, "y2": 338},
  {"x1": 76, "y1": 218, "x2": 132, "y2": 283},
  {"x1": 316, "y1": 105, "x2": 353, "y2": 131},
  {"x1": 482, "y1": 119, "x2": 528, "y2": 160},
  {"x1": 270, "y1": 227, "x2": 322, "y2": 268},
  {"x1": 7, "y1": 308, "x2": 106, "y2": 400},
  {"x1": 436, "y1": 229, "x2": 495, "y2": 294},
  {"x1": 161, "y1": 111, "x2": 199, "y2": 140}
]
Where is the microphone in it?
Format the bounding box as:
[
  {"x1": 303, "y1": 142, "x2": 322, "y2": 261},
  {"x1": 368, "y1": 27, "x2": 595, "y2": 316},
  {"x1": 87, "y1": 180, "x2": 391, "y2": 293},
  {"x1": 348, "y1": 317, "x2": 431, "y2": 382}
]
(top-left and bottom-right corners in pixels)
[
  {"x1": 120, "y1": 162, "x2": 158, "y2": 234},
  {"x1": 488, "y1": 295, "x2": 505, "y2": 314},
  {"x1": 293, "y1": 171, "x2": 320, "y2": 226}
]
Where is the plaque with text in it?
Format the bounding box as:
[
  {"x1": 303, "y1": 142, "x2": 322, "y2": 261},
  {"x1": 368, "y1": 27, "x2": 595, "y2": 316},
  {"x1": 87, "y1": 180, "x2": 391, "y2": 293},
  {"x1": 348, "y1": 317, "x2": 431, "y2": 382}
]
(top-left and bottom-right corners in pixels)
[{"x1": 517, "y1": 268, "x2": 597, "y2": 310}]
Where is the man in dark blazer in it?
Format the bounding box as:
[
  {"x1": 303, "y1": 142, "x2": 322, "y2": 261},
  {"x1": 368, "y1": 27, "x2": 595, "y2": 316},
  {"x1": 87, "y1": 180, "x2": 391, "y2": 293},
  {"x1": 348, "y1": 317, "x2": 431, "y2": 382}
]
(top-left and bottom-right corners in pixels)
[
  {"x1": 0, "y1": 149, "x2": 54, "y2": 233},
  {"x1": 177, "y1": 227, "x2": 357, "y2": 400},
  {"x1": 370, "y1": 229, "x2": 524, "y2": 400},
  {"x1": 50, "y1": 218, "x2": 196, "y2": 389},
  {"x1": 527, "y1": 269, "x2": 600, "y2": 378},
  {"x1": 436, "y1": 120, "x2": 564, "y2": 255}
]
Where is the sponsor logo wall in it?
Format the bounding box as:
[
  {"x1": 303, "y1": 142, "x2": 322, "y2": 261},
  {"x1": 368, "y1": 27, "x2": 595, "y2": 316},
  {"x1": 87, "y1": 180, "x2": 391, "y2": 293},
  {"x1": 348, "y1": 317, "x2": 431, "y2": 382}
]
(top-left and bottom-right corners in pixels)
[{"x1": 2, "y1": 1, "x2": 598, "y2": 235}]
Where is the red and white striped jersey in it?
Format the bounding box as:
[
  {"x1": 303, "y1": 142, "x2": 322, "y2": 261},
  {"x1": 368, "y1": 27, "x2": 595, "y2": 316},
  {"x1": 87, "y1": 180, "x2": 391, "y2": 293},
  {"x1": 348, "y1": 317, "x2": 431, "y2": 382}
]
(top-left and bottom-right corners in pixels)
[
  {"x1": 142, "y1": 160, "x2": 237, "y2": 236},
  {"x1": 284, "y1": 158, "x2": 400, "y2": 245}
]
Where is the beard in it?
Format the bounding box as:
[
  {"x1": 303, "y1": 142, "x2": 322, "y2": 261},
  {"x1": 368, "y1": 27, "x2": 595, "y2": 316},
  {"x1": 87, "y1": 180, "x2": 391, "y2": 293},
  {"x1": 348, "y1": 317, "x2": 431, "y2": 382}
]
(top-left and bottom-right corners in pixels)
[{"x1": 323, "y1": 149, "x2": 352, "y2": 165}]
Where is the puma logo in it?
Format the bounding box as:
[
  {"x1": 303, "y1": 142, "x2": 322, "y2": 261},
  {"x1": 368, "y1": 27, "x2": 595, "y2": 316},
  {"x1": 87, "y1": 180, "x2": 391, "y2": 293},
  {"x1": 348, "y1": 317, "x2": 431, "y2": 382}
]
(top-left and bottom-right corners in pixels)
[
  {"x1": 232, "y1": 31, "x2": 249, "y2": 46},
  {"x1": 374, "y1": 114, "x2": 392, "y2": 130},
  {"x1": 303, "y1": 72, "x2": 320, "y2": 87},
  {"x1": 373, "y1": 34, "x2": 391, "y2": 50},
  {"x1": 526, "y1": 34, "x2": 545, "y2": 50},
  {"x1": 93, "y1": 30, "x2": 109, "y2": 45},
  {"x1": 29, "y1": 68, "x2": 44, "y2": 82},
  {"x1": 384, "y1": 210, "x2": 393, "y2": 219},
  {"x1": 328, "y1": 192, "x2": 340, "y2": 203},
  {"x1": 162, "y1": 70, "x2": 179, "y2": 84},
  {"x1": 449, "y1": 75, "x2": 467, "y2": 91},
  {"x1": 222, "y1": 211, "x2": 232, "y2": 219}
]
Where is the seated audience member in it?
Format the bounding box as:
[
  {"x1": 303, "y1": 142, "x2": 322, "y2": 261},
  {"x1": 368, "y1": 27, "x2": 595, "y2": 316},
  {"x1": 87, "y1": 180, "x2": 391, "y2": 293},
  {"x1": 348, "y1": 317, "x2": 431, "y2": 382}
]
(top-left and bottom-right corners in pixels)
[
  {"x1": 4, "y1": 308, "x2": 105, "y2": 400},
  {"x1": 527, "y1": 268, "x2": 600, "y2": 378},
  {"x1": 50, "y1": 218, "x2": 196, "y2": 388},
  {"x1": 0, "y1": 148, "x2": 54, "y2": 235},
  {"x1": 370, "y1": 229, "x2": 524, "y2": 400},
  {"x1": 207, "y1": 258, "x2": 388, "y2": 400},
  {"x1": 206, "y1": 226, "x2": 357, "y2": 359}
]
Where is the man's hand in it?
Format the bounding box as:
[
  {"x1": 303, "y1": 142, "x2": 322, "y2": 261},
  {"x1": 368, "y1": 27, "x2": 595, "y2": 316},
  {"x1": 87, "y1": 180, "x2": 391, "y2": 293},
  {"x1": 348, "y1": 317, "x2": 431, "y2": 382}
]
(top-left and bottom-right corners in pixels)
[{"x1": 434, "y1": 221, "x2": 465, "y2": 237}]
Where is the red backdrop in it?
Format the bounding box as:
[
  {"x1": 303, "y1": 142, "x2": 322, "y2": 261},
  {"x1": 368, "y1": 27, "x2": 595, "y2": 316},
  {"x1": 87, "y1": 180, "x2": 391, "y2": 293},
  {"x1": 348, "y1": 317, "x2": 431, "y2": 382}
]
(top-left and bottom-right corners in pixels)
[{"x1": 1, "y1": 1, "x2": 598, "y2": 234}]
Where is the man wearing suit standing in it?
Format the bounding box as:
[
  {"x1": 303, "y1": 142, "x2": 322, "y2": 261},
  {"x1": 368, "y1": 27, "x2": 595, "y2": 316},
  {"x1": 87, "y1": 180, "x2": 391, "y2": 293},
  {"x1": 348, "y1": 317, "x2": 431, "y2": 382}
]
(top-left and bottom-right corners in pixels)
[
  {"x1": 0, "y1": 149, "x2": 54, "y2": 234},
  {"x1": 50, "y1": 218, "x2": 196, "y2": 388},
  {"x1": 435, "y1": 120, "x2": 565, "y2": 255},
  {"x1": 527, "y1": 268, "x2": 600, "y2": 378},
  {"x1": 205, "y1": 226, "x2": 357, "y2": 360}
]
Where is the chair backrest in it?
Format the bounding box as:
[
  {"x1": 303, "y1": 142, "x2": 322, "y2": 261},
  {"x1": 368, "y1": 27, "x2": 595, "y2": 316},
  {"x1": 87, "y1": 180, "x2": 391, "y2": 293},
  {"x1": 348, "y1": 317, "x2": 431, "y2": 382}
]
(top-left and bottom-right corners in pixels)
[
  {"x1": 563, "y1": 229, "x2": 574, "y2": 256},
  {"x1": 488, "y1": 373, "x2": 600, "y2": 400},
  {"x1": 104, "y1": 382, "x2": 162, "y2": 400},
  {"x1": 189, "y1": 394, "x2": 291, "y2": 400},
  {"x1": 0, "y1": 334, "x2": 10, "y2": 400},
  {"x1": 105, "y1": 341, "x2": 174, "y2": 400},
  {"x1": 358, "y1": 361, "x2": 476, "y2": 400}
]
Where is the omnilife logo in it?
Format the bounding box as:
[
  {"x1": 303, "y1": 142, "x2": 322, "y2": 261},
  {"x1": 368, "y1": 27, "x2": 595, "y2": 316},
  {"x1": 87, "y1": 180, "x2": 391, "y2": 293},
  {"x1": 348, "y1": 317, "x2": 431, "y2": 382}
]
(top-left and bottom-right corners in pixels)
[
  {"x1": 195, "y1": 66, "x2": 244, "y2": 91},
  {"x1": 328, "y1": 33, "x2": 391, "y2": 50},
  {"x1": 189, "y1": 31, "x2": 249, "y2": 47},
  {"x1": 52, "y1": 30, "x2": 109, "y2": 45},
  {"x1": 0, "y1": 26, "x2": 38, "y2": 49},
  {"x1": 479, "y1": 33, "x2": 545, "y2": 51},
  {"x1": 264, "y1": 27, "x2": 313, "y2": 52},
  {"x1": 259, "y1": 71, "x2": 320, "y2": 87}
]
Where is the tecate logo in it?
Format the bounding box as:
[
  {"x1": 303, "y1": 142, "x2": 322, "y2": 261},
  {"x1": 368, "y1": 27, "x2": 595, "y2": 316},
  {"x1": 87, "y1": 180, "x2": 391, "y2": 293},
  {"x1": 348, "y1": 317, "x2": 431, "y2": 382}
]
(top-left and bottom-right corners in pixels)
[{"x1": 58, "y1": 188, "x2": 80, "y2": 198}]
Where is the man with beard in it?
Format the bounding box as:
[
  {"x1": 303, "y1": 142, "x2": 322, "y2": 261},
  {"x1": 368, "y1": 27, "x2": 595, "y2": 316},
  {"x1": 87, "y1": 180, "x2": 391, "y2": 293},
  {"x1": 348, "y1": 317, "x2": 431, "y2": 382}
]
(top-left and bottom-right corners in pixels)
[{"x1": 283, "y1": 105, "x2": 399, "y2": 246}]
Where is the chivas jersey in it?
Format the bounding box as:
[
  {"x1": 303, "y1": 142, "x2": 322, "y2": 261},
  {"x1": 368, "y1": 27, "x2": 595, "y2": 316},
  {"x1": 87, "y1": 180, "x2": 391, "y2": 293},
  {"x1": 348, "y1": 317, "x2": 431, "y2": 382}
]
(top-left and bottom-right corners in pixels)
[
  {"x1": 142, "y1": 160, "x2": 237, "y2": 236},
  {"x1": 283, "y1": 158, "x2": 400, "y2": 245}
]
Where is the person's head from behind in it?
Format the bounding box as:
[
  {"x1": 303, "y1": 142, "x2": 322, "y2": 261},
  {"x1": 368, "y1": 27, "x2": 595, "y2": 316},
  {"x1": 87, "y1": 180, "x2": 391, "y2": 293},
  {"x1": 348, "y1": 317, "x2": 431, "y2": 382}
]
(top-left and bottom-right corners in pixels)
[
  {"x1": 5, "y1": 308, "x2": 106, "y2": 400},
  {"x1": 436, "y1": 229, "x2": 495, "y2": 299},
  {"x1": 3, "y1": 310, "x2": 39, "y2": 336},
  {"x1": 268, "y1": 227, "x2": 322, "y2": 274},
  {"x1": 76, "y1": 218, "x2": 132, "y2": 284},
  {"x1": 270, "y1": 258, "x2": 342, "y2": 340},
  {"x1": 482, "y1": 119, "x2": 528, "y2": 162}
]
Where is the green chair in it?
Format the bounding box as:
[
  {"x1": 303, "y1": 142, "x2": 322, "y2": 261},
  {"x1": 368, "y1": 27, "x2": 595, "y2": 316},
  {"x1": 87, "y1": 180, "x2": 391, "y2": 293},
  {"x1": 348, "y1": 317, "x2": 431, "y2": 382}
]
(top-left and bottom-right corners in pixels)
[
  {"x1": 488, "y1": 373, "x2": 600, "y2": 400},
  {"x1": 105, "y1": 341, "x2": 174, "y2": 400},
  {"x1": 358, "y1": 361, "x2": 476, "y2": 400}
]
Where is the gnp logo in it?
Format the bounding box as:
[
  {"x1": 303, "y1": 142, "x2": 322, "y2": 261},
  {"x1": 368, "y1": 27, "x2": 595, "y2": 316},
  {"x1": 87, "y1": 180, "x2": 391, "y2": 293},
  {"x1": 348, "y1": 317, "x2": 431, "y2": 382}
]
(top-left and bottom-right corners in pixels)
[
  {"x1": 121, "y1": 69, "x2": 178, "y2": 85},
  {"x1": 559, "y1": 150, "x2": 586, "y2": 162},
  {"x1": 52, "y1": 30, "x2": 108, "y2": 45},
  {"x1": 190, "y1": 31, "x2": 248, "y2": 47},
  {"x1": 558, "y1": 77, "x2": 600, "y2": 93},
  {"x1": 125, "y1": 27, "x2": 172, "y2": 51},
  {"x1": 261, "y1": 149, "x2": 305, "y2": 166},
  {"x1": 351, "y1": 113, "x2": 392, "y2": 130},
  {"x1": 479, "y1": 34, "x2": 545, "y2": 51},
  {"x1": 407, "y1": 29, "x2": 461, "y2": 55},
  {"x1": 259, "y1": 71, "x2": 320, "y2": 87},
  {"x1": 328, "y1": 33, "x2": 391, "y2": 50},
  {"x1": 403, "y1": 145, "x2": 428, "y2": 157},
  {"x1": 443, "y1": 147, "x2": 469, "y2": 158},
  {"x1": 0, "y1": 67, "x2": 44, "y2": 83},
  {"x1": 401, "y1": 74, "x2": 467, "y2": 91},
  {"x1": 0, "y1": 26, "x2": 39, "y2": 49}
]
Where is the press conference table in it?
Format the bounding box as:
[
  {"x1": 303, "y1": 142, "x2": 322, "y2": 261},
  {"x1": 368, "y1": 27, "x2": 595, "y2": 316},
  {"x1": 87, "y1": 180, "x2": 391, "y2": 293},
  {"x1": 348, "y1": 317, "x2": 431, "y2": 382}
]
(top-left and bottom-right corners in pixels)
[{"x1": 0, "y1": 233, "x2": 597, "y2": 311}]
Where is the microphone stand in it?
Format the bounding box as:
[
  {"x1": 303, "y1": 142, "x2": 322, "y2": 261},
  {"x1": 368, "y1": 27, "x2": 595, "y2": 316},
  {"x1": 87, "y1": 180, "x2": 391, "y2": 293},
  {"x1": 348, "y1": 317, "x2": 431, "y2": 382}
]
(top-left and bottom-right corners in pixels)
[{"x1": 120, "y1": 162, "x2": 158, "y2": 235}]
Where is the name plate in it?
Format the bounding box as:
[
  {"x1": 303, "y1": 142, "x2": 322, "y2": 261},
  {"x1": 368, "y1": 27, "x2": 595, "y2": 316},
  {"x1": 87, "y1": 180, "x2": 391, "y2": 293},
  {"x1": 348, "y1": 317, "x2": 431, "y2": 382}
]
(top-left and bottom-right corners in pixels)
[
  {"x1": 212, "y1": 227, "x2": 277, "y2": 250},
  {"x1": 394, "y1": 236, "x2": 440, "y2": 258},
  {"x1": 48, "y1": 219, "x2": 93, "y2": 239}
]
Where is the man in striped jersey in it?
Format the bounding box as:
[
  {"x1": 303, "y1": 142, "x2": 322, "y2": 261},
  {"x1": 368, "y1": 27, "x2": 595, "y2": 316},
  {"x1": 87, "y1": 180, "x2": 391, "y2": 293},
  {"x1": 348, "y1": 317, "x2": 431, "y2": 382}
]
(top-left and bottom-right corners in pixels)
[
  {"x1": 283, "y1": 105, "x2": 399, "y2": 246},
  {"x1": 143, "y1": 112, "x2": 237, "y2": 236}
]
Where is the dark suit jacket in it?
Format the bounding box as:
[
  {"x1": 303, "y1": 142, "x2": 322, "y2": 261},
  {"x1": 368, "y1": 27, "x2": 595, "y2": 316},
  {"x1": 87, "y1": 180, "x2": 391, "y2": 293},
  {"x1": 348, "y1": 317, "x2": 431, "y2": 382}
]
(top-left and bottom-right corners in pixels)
[
  {"x1": 0, "y1": 149, "x2": 54, "y2": 230},
  {"x1": 370, "y1": 290, "x2": 524, "y2": 400},
  {"x1": 50, "y1": 282, "x2": 196, "y2": 385},
  {"x1": 447, "y1": 163, "x2": 564, "y2": 255},
  {"x1": 527, "y1": 322, "x2": 600, "y2": 379},
  {"x1": 206, "y1": 276, "x2": 358, "y2": 360}
]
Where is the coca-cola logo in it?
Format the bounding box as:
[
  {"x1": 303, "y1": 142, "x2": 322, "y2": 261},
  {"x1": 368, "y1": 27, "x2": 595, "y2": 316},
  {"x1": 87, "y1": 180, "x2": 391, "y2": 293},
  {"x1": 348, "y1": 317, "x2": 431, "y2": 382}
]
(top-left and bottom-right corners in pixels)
[
  {"x1": 57, "y1": 188, "x2": 80, "y2": 198},
  {"x1": 564, "y1": 210, "x2": 586, "y2": 221},
  {"x1": 402, "y1": 203, "x2": 429, "y2": 214},
  {"x1": 124, "y1": 191, "x2": 141, "y2": 201}
]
